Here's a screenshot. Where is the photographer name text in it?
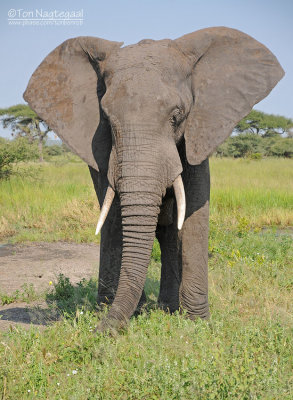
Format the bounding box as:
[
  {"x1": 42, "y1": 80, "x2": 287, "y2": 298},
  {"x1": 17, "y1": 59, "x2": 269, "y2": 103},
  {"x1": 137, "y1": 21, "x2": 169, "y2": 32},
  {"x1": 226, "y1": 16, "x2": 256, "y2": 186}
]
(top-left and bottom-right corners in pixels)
[{"x1": 8, "y1": 9, "x2": 83, "y2": 20}]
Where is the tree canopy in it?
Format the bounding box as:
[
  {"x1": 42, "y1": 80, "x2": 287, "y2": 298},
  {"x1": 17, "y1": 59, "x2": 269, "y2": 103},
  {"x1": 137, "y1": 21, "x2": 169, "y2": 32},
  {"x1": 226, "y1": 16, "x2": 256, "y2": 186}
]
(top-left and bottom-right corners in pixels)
[
  {"x1": 235, "y1": 110, "x2": 293, "y2": 137},
  {"x1": 0, "y1": 104, "x2": 51, "y2": 162}
]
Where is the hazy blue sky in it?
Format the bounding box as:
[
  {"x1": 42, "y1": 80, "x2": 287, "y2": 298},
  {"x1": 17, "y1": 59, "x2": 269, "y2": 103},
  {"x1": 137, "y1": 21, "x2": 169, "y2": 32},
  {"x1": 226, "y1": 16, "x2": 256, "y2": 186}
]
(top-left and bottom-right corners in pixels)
[{"x1": 0, "y1": 0, "x2": 292, "y2": 138}]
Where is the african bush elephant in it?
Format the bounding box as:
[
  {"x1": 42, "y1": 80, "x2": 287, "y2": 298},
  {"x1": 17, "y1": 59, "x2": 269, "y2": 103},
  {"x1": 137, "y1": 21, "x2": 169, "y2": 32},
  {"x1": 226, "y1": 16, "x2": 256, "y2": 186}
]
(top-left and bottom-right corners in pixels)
[{"x1": 24, "y1": 27, "x2": 283, "y2": 331}]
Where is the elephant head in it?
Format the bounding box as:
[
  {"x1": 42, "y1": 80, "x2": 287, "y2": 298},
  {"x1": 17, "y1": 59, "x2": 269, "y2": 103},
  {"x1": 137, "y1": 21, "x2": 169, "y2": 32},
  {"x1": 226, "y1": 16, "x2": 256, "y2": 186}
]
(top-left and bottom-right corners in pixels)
[{"x1": 24, "y1": 27, "x2": 284, "y2": 327}]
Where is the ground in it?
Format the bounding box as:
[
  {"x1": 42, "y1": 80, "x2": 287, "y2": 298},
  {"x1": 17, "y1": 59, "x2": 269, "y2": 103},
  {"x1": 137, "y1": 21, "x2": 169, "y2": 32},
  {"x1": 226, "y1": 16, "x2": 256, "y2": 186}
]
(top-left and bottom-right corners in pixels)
[{"x1": 0, "y1": 242, "x2": 99, "y2": 331}]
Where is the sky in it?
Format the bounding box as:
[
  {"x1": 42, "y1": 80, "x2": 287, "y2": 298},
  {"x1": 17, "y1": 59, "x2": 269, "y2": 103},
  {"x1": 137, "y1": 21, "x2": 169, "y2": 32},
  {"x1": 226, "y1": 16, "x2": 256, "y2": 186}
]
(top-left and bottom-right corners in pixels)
[{"x1": 0, "y1": 0, "x2": 292, "y2": 138}]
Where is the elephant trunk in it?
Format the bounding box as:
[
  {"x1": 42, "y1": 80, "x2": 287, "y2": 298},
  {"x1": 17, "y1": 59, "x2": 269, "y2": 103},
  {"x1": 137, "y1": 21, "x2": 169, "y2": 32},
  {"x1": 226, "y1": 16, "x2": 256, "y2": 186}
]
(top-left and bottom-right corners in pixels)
[{"x1": 105, "y1": 186, "x2": 161, "y2": 325}]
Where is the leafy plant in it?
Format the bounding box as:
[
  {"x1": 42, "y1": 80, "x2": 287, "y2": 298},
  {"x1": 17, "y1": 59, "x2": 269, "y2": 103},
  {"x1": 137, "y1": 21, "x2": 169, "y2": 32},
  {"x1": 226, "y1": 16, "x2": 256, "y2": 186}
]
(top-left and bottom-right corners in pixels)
[
  {"x1": 0, "y1": 137, "x2": 38, "y2": 179},
  {"x1": 0, "y1": 283, "x2": 39, "y2": 305},
  {"x1": 46, "y1": 274, "x2": 98, "y2": 314},
  {"x1": 0, "y1": 104, "x2": 51, "y2": 162}
]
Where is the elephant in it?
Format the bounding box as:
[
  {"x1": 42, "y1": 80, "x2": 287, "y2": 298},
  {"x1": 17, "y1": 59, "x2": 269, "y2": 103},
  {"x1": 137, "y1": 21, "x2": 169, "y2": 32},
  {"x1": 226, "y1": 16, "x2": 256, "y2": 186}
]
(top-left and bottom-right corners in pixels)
[{"x1": 23, "y1": 27, "x2": 284, "y2": 331}]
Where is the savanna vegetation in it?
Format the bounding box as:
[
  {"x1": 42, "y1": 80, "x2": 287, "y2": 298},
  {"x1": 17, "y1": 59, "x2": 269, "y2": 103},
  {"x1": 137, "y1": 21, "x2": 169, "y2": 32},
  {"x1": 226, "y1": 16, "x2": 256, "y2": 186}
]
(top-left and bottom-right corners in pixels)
[
  {"x1": 0, "y1": 107, "x2": 292, "y2": 399},
  {"x1": 215, "y1": 133, "x2": 293, "y2": 158},
  {"x1": 215, "y1": 110, "x2": 293, "y2": 159},
  {"x1": 0, "y1": 156, "x2": 292, "y2": 242},
  {"x1": 0, "y1": 104, "x2": 51, "y2": 162}
]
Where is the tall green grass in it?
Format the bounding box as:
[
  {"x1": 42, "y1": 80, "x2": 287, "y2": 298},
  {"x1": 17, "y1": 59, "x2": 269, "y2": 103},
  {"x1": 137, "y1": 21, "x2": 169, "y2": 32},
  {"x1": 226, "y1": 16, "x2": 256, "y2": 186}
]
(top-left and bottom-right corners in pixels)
[
  {"x1": 1, "y1": 157, "x2": 292, "y2": 243},
  {"x1": 0, "y1": 160, "x2": 99, "y2": 242},
  {"x1": 210, "y1": 158, "x2": 293, "y2": 227}
]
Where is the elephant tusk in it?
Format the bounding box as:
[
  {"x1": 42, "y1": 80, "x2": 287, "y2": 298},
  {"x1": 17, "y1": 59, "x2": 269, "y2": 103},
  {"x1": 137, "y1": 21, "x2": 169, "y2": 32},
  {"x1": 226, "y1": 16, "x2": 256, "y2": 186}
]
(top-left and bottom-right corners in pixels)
[
  {"x1": 173, "y1": 175, "x2": 186, "y2": 230},
  {"x1": 95, "y1": 186, "x2": 115, "y2": 235}
]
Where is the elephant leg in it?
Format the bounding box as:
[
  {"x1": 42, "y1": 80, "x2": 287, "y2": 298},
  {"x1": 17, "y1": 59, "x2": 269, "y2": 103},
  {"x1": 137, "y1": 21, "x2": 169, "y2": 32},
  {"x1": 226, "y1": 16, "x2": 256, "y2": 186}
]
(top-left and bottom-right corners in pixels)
[
  {"x1": 156, "y1": 221, "x2": 181, "y2": 313},
  {"x1": 98, "y1": 198, "x2": 122, "y2": 305},
  {"x1": 89, "y1": 167, "x2": 146, "y2": 309},
  {"x1": 156, "y1": 202, "x2": 209, "y2": 319},
  {"x1": 89, "y1": 167, "x2": 122, "y2": 305},
  {"x1": 178, "y1": 156, "x2": 210, "y2": 320},
  {"x1": 179, "y1": 200, "x2": 210, "y2": 319}
]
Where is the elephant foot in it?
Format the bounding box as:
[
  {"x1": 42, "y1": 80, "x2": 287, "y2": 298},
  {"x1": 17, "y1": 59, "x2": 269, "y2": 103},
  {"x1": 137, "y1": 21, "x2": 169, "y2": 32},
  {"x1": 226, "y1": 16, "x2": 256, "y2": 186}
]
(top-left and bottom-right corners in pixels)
[
  {"x1": 157, "y1": 295, "x2": 179, "y2": 314},
  {"x1": 185, "y1": 311, "x2": 210, "y2": 321},
  {"x1": 94, "y1": 316, "x2": 127, "y2": 336},
  {"x1": 95, "y1": 291, "x2": 147, "y2": 334},
  {"x1": 179, "y1": 285, "x2": 210, "y2": 320},
  {"x1": 179, "y1": 303, "x2": 210, "y2": 321},
  {"x1": 158, "y1": 302, "x2": 179, "y2": 314}
]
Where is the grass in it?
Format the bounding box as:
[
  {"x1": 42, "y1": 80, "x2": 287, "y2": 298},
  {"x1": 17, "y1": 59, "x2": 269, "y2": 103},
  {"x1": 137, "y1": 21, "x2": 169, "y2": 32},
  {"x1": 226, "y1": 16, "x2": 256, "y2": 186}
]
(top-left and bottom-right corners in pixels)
[
  {"x1": 0, "y1": 158, "x2": 99, "y2": 243},
  {"x1": 0, "y1": 228, "x2": 292, "y2": 399},
  {"x1": 210, "y1": 157, "x2": 293, "y2": 227},
  {"x1": 0, "y1": 157, "x2": 292, "y2": 243},
  {"x1": 0, "y1": 156, "x2": 292, "y2": 398}
]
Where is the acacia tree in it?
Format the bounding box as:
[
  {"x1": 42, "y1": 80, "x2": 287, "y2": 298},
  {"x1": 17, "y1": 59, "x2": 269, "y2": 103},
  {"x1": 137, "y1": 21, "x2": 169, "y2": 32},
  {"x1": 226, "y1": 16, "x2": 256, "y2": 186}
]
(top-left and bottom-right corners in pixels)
[
  {"x1": 0, "y1": 104, "x2": 51, "y2": 162},
  {"x1": 236, "y1": 110, "x2": 293, "y2": 137}
]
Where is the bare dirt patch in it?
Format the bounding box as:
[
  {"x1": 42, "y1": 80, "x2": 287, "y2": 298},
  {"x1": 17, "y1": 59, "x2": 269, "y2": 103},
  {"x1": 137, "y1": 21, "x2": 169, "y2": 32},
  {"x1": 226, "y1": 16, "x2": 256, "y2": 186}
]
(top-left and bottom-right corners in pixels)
[{"x1": 0, "y1": 242, "x2": 100, "y2": 331}]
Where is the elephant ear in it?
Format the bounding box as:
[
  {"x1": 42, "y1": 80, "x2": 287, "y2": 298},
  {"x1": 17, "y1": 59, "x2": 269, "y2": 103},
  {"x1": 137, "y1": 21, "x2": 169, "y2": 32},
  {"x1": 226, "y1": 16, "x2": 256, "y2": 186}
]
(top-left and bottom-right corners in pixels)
[
  {"x1": 23, "y1": 36, "x2": 122, "y2": 170},
  {"x1": 175, "y1": 27, "x2": 284, "y2": 165}
]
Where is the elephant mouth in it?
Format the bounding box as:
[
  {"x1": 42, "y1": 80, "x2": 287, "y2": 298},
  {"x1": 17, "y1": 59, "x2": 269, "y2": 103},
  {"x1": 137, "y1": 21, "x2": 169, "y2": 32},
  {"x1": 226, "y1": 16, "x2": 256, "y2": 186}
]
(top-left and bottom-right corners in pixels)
[{"x1": 95, "y1": 174, "x2": 186, "y2": 235}]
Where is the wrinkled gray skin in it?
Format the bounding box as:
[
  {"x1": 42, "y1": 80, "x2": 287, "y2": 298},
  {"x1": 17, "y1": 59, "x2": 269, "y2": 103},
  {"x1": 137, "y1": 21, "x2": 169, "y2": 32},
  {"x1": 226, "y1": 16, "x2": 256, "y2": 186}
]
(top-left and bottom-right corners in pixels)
[{"x1": 24, "y1": 27, "x2": 284, "y2": 331}]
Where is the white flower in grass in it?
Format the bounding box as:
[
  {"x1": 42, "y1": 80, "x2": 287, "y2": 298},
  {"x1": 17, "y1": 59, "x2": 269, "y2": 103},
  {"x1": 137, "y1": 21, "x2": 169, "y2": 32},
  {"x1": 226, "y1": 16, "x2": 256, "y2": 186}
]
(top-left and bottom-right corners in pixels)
[
  {"x1": 72, "y1": 370, "x2": 78, "y2": 375},
  {"x1": 80, "y1": 311, "x2": 84, "y2": 315}
]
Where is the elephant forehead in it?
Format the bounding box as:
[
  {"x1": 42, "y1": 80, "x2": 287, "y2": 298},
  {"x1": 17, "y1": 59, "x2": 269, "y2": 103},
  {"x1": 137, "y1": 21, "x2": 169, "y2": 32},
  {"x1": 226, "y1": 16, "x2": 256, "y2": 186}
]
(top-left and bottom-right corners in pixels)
[{"x1": 104, "y1": 40, "x2": 190, "y2": 77}]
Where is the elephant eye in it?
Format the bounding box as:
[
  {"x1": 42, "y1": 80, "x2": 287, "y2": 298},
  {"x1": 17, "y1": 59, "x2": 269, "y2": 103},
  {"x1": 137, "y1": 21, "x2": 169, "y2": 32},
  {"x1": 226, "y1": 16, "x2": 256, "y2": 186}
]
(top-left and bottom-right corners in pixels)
[
  {"x1": 171, "y1": 115, "x2": 177, "y2": 126},
  {"x1": 170, "y1": 108, "x2": 184, "y2": 128}
]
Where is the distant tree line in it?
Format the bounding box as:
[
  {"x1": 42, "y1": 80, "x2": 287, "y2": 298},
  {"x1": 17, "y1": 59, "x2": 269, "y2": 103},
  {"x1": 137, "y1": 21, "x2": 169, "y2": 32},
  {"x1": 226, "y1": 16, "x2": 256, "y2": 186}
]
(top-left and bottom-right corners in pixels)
[
  {"x1": 216, "y1": 110, "x2": 293, "y2": 159},
  {"x1": 216, "y1": 134, "x2": 293, "y2": 159}
]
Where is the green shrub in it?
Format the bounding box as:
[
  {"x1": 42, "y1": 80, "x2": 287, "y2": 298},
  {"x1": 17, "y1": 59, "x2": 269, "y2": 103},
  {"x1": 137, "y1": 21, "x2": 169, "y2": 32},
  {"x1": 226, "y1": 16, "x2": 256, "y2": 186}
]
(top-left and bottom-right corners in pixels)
[
  {"x1": 265, "y1": 137, "x2": 293, "y2": 158},
  {"x1": 0, "y1": 137, "x2": 38, "y2": 179},
  {"x1": 249, "y1": 152, "x2": 262, "y2": 160},
  {"x1": 44, "y1": 144, "x2": 63, "y2": 157},
  {"x1": 216, "y1": 134, "x2": 264, "y2": 158},
  {"x1": 216, "y1": 133, "x2": 293, "y2": 159},
  {"x1": 46, "y1": 274, "x2": 98, "y2": 313}
]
